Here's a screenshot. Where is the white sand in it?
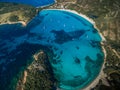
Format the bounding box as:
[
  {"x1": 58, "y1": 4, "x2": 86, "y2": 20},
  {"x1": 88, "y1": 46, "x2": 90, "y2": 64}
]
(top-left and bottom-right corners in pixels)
[
  {"x1": 0, "y1": 21, "x2": 26, "y2": 27},
  {"x1": 0, "y1": 9, "x2": 107, "y2": 90},
  {"x1": 45, "y1": 9, "x2": 107, "y2": 90}
]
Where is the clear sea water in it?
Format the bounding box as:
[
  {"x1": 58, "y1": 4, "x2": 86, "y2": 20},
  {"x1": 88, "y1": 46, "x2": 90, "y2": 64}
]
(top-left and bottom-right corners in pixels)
[
  {"x1": 0, "y1": 0, "x2": 55, "y2": 7},
  {"x1": 0, "y1": 10, "x2": 104, "y2": 90}
]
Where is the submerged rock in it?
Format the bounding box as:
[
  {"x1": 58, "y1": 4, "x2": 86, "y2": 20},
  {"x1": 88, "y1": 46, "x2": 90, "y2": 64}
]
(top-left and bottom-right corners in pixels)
[{"x1": 0, "y1": 10, "x2": 104, "y2": 90}]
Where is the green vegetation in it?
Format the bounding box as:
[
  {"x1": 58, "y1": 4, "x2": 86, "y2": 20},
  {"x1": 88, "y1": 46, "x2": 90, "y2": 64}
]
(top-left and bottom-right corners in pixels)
[
  {"x1": 0, "y1": 2, "x2": 37, "y2": 23},
  {"x1": 0, "y1": 0, "x2": 120, "y2": 90},
  {"x1": 92, "y1": 43, "x2": 120, "y2": 90},
  {"x1": 9, "y1": 15, "x2": 19, "y2": 22},
  {"x1": 17, "y1": 51, "x2": 56, "y2": 90}
]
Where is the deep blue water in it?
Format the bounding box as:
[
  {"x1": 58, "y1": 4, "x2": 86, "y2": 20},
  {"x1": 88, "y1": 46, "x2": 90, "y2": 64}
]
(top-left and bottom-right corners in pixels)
[
  {"x1": 0, "y1": 10, "x2": 104, "y2": 90},
  {"x1": 0, "y1": 0, "x2": 55, "y2": 7}
]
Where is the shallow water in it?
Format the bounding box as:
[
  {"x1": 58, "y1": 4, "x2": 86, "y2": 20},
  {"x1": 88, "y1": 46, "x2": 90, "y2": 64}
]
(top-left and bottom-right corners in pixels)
[{"x1": 0, "y1": 10, "x2": 104, "y2": 90}]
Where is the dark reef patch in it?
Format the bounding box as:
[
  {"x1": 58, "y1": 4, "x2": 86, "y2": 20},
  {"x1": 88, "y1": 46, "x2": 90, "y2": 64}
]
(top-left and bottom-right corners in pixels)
[
  {"x1": 51, "y1": 29, "x2": 86, "y2": 44},
  {"x1": 51, "y1": 30, "x2": 72, "y2": 44},
  {"x1": 74, "y1": 57, "x2": 81, "y2": 64}
]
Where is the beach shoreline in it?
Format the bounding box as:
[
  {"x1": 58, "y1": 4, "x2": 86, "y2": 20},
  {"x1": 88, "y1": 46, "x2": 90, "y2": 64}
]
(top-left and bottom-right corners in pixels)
[
  {"x1": 0, "y1": 21, "x2": 27, "y2": 26},
  {"x1": 47, "y1": 9, "x2": 107, "y2": 90},
  {"x1": 0, "y1": 9, "x2": 107, "y2": 90}
]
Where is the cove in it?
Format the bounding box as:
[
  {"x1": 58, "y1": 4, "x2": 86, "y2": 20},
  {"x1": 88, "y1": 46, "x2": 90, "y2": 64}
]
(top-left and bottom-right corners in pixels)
[
  {"x1": 0, "y1": 0, "x2": 55, "y2": 7},
  {"x1": 0, "y1": 9, "x2": 104, "y2": 90}
]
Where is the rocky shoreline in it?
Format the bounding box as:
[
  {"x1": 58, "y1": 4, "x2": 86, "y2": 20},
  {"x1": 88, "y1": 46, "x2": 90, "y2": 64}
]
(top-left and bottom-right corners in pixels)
[
  {"x1": 0, "y1": 0, "x2": 120, "y2": 90},
  {"x1": 16, "y1": 50, "x2": 57, "y2": 90}
]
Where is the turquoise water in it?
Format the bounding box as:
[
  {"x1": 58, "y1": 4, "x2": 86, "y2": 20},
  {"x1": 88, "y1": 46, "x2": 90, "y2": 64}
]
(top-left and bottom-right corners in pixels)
[
  {"x1": 0, "y1": 10, "x2": 104, "y2": 90},
  {"x1": 29, "y1": 10, "x2": 104, "y2": 89},
  {"x1": 0, "y1": 0, "x2": 55, "y2": 7}
]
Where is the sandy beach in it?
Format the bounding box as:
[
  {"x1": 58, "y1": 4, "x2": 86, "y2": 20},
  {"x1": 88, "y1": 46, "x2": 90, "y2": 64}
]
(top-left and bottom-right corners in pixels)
[
  {"x1": 0, "y1": 9, "x2": 107, "y2": 90},
  {"x1": 47, "y1": 9, "x2": 107, "y2": 90},
  {"x1": 0, "y1": 21, "x2": 27, "y2": 26}
]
